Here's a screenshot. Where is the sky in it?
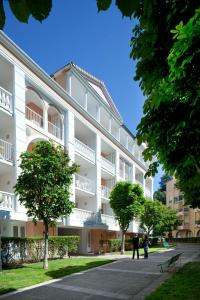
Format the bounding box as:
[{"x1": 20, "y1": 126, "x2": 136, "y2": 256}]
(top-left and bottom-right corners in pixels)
[{"x1": 3, "y1": 0, "x2": 162, "y2": 190}]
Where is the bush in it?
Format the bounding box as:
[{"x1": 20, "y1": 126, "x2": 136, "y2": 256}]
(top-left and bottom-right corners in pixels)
[
  {"x1": 1, "y1": 236, "x2": 80, "y2": 266},
  {"x1": 108, "y1": 239, "x2": 121, "y2": 252},
  {"x1": 167, "y1": 237, "x2": 200, "y2": 243}
]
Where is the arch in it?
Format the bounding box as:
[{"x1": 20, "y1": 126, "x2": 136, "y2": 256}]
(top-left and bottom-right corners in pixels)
[
  {"x1": 197, "y1": 230, "x2": 200, "y2": 237},
  {"x1": 186, "y1": 231, "x2": 193, "y2": 238},
  {"x1": 176, "y1": 231, "x2": 181, "y2": 238},
  {"x1": 26, "y1": 135, "x2": 49, "y2": 151},
  {"x1": 47, "y1": 105, "x2": 63, "y2": 139}
]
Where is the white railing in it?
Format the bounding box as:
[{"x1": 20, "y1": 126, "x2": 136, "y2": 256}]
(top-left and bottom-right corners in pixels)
[
  {"x1": 101, "y1": 214, "x2": 119, "y2": 229},
  {"x1": 25, "y1": 106, "x2": 43, "y2": 127},
  {"x1": 73, "y1": 208, "x2": 93, "y2": 222},
  {"x1": 135, "y1": 178, "x2": 143, "y2": 186},
  {"x1": 75, "y1": 138, "x2": 95, "y2": 162},
  {"x1": 0, "y1": 86, "x2": 12, "y2": 112},
  {"x1": 0, "y1": 139, "x2": 13, "y2": 162},
  {"x1": 75, "y1": 173, "x2": 95, "y2": 194},
  {"x1": 0, "y1": 191, "x2": 14, "y2": 210},
  {"x1": 101, "y1": 185, "x2": 111, "y2": 200},
  {"x1": 101, "y1": 156, "x2": 115, "y2": 174},
  {"x1": 48, "y1": 121, "x2": 62, "y2": 139},
  {"x1": 145, "y1": 188, "x2": 152, "y2": 198}
]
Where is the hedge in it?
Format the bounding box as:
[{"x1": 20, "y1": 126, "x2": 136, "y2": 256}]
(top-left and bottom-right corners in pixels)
[
  {"x1": 167, "y1": 237, "x2": 200, "y2": 243},
  {"x1": 0, "y1": 236, "x2": 80, "y2": 266},
  {"x1": 99, "y1": 237, "x2": 161, "y2": 253}
]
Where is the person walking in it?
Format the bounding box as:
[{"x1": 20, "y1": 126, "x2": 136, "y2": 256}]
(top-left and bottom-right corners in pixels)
[
  {"x1": 132, "y1": 233, "x2": 139, "y2": 259},
  {"x1": 143, "y1": 234, "x2": 150, "y2": 259}
]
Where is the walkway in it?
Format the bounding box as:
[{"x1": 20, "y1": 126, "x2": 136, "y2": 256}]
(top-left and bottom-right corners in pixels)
[{"x1": 1, "y1": 244, "x2": 199, "y2": 300}]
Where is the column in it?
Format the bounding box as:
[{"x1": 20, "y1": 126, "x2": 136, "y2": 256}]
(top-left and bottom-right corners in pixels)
[
  {"x1": 115, "y1": 151, "x2": 120, "y2": 181},
  {"x1": 66, "y1": 72, "x2": 72, "y2": 96},
  {"x1": 43, "y1": 101, "x2": 48, "y2": 131},
  {"x1": 96, "y1": 135, "x2": 101, "y2": 212},
  {"x1": 14, "y1": 65, "x2": 26, "y2": 213},
  {"x1": 65, "y1": 110, "x2": 75, "y2": 203},
  {"x1": 85, "y1": 90, "x2": 88, "y2": 111}
]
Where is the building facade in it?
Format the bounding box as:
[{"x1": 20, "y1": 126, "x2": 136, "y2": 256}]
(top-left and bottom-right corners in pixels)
[
  {"x1": 166, "y1": 178, "x2": 200, "y2": 238},
  {"x1": 0, "y1": 32, "x2": 153, "y2": 254}
]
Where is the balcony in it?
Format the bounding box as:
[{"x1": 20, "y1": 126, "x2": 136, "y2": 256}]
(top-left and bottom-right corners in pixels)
[
  {"x1": 64, "y1": 208, "x2": 92, "y2": 227},
  {"x1": 48, "y1": 121, "x2": 62, "y2": 139},
  {"x1": 101, "y1": 185, "x2": 111, "y2": 200},
  {"x1": 25, "y1": 106, "x2": 43, "y2": 127},
  {"x1": 0, "y1": 86, "x2": 12, "y2": 113},
  {"x1": 75, "y1": 173, "x2": 95, "y2": 194},
  {"x1": 0, "y1": 139, "x2": 13, "y2": 162},
  {"x1": 101, "y1": 214, "x2": 119, "y2": 231},
  {"x1": 101, "y1": 156, "x2": 115, "y2": 174},
  {"x1": 178, "y1": 222, "x2": 190, "y2": 230},
  {"x1": 75, "y1": 138, "x2": 95, "y2": 163},
  {"x1": 145, "y1": 188, "x2": 152, "y2": 198},
  {"x1": 0, "y1": 191, "x2": 14, "y2": 211}
]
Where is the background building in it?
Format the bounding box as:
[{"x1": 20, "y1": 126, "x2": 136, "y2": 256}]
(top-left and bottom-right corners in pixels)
[
  {"x1": 0, "y1": 32, "x2": 153, "y2": 254},
  {"x1": 166, "y1": 178, "x2": 200, "y2": 238}
]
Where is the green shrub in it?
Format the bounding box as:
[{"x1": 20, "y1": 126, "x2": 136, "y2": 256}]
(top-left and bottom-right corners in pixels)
[
  {"x1": 108, "y1": 239, "x2": 121, "y2": 252},
  {"x1": 1, "y1": 236, "x2": 80, "y2": 266},
  {"x1": 167, "y1": 237, "x2": 200, "y2": 243}
]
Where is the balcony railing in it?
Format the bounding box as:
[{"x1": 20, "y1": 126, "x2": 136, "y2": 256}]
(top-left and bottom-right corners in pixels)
[
  {"x1": 0, "y1": 139, "x2": 13, "y2": 162},
  {"x1": 135, "y1": 179, "x2": 143, "y2": 186},
  {"x1": 48, "y1": 121, "x2": 62, "y2": 139},
  {"x1": 101, "y1": 185, "x2": 111, "y2": 200},
  {"x1": 75, "y1": 138, "x2": 95, "y2": 163},
  {"x1": 101, "y1": 214, "x2": 119, "y2": 229},
  {"x1": 101, "y1": 156, "x2": 115, "y2": 174},
  {"x1": 0, "y1": 86, "x2": 12, "y2": 112},
  {"x1": 145, "y1": 188, "x2": 152, "y2": 198},
  {"x1": 74, "y1": 208, "x2": 93, "y2": 222},
  {"x1": 0, "y1": 191, "x2": 14, "y2": 210},
  {"x1": 75, "y1": 173, "x2": 95, "y2": 194},
  {"x1": 26, "y1": 106, "x2": 43, "y2": 127}
]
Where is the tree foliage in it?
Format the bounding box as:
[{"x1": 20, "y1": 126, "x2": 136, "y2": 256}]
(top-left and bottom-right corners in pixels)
[
  {"x1": 97, "y1": 0, "x2": 200, "y2": 207},
  {"x1": 109, "y1": 181, "x2": 144, "y2": 254},
  {"x1": 140, "y1": 199, "x2": 178, "y2": 236},
  {"x1": 14, "y1": 140, "x2": 78, "y2": 269},
  {"x1": 153, "y1": 174, "x2": 172, "y2": 204},
  {"x1": 0, "y1": 0, "x2": 52, "y2": 29}
]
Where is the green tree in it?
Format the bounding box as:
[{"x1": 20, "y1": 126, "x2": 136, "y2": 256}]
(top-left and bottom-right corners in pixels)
[
  {"x1": 109, "y1": 181, "x2": 144, "y2": 254},
  {"x1": 14, "y1": 140, "x2": 78, "y2": 269},
  {"x1": 140, "y1": 199, "x2": 178, "y2": 236},
  {"x1": 97, "y1": 0, "x2": 200, "y2": 208},
  {"x1": 153, "y1": 174, "x2": 172, "y2": 204}
]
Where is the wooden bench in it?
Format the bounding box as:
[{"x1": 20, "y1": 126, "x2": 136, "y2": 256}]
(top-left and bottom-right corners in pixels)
[{"x1": 158, "y1": 253, "x2": 183, "y2": 273}]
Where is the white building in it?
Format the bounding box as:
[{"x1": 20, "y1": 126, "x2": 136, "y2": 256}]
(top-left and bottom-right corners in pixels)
[{"x1": 0, "y1": 32, "x2": 153, "y2": 254}]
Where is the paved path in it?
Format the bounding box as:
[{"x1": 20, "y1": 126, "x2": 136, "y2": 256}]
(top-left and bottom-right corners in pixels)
[{"x1": 1, "y1": 244, "x2": 200, "y2": 300}]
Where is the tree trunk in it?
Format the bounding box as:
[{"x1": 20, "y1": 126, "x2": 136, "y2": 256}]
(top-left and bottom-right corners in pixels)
[
  {"x1": 43, "y1": 221, "x2": 49, "y2": 269},
  {"x1": 121, "y1": 230, "x2": 125, "y2": 254}
]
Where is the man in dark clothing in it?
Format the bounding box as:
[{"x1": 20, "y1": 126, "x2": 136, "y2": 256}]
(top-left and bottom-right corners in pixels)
[{"x1": 132, "y1": 233, "x2": 139, "y2": 259}]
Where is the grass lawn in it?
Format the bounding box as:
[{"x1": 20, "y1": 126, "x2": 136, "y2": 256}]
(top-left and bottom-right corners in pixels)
[
  {"x1": 125, "y1": 246, "x2": 169, "y2": 256},
  {"x1": 145, "y1": 262, "x2": 200, "y2": 300},
  {"x1": 0, "y1": 258, "x2": 114, "y2": 295}
]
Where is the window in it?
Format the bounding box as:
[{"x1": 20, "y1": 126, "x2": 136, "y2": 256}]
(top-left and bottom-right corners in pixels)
[
  {"x1": 20, "y1": 226, "x2": 25, "y2": 237},
  {"x1": 179, "y1": 195, "x2": 183, "y2": 201},
  {"x1": 13, "y1": 226, "x2": 18, "y2": 237},
  {"x1": 174, "y1": 197, "x2": 178, "y2": 203}
]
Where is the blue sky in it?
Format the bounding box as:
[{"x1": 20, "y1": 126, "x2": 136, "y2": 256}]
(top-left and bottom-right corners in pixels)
[{"x1": 3, "y1": 0, "x2": 162, "y2": 190}]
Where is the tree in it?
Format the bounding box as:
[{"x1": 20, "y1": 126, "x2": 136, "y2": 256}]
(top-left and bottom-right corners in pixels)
[
  {"x1": 96, "y1": 1, "x2": 200, "y2": 208},
  {"x1": 14, "y1": 140, "x2": 78, "y2": 269},
  {"x1": 0, "y1": 0, "x2": 52, "y2": 29},
  {"x1": 153, "y1": 174, "x2": 172, "y2": 204},
  {"x1": 140, "y1": 199, "x2": 178, "y2": 236},
  {"x1": 109, "y1": 181, "x2": 144, "y2": 254}
]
